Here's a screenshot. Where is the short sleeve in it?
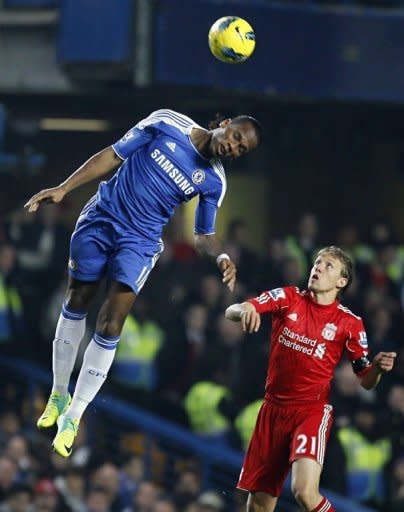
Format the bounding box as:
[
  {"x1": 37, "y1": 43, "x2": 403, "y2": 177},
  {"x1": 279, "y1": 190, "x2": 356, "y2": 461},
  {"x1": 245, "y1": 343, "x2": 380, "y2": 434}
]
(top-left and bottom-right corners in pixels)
[
  {"x1": 112, "y1": 126, "x2": 154, "y2": 160},
  {"x1": 345, "y1": 317, "x2": 371, "y2": 375},
  {"x1": 194, "y1": 163, "x2": 226, "y2": 235},
  {"x1": 194, "y1": 191, "x2": 220, "y2": 235},
  {"x1": 248, "y1": 287, "x2": 298, "y2": 315}
]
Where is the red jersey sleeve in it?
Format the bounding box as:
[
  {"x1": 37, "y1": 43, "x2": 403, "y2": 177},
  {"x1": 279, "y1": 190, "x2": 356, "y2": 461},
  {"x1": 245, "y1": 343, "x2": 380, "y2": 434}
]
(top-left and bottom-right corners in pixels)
[
  {"x1": 248, "y1": 286, "x2": 298, "y2": 315},
  {"x1": 344, "y1": 316, "x2": 372, "y2": 376}
]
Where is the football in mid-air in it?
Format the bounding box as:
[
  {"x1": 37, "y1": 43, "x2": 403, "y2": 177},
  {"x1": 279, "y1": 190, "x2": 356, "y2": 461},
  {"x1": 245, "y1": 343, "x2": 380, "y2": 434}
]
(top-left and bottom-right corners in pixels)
[{"x1": 208, "y1": 16, "x2": 256, "y2": 64}]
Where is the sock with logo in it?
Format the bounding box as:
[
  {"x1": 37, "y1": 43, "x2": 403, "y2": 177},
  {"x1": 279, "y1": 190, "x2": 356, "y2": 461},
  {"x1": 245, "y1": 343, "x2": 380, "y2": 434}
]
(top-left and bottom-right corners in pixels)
[
  {"x1": 310, "y1": 497, "x2": 335, "y2": 512},
  {"x1": 66, "y1": 333, "x2": 119, "y2": 420},
  {"x1": 51, "y1": 304, "x2": 87, "y2": 396}
]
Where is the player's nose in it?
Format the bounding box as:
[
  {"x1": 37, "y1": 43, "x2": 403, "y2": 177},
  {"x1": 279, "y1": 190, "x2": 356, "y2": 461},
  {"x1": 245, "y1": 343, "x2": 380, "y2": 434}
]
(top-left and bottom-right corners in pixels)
[{"x1": 228, "y1": 141, "x2": 237, "y2": 156}]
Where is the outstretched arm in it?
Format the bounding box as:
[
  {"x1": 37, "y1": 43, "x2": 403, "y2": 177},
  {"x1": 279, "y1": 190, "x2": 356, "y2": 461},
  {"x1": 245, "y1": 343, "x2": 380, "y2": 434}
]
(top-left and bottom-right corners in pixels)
[
  {"x1": 225, "y1": 301, "x2": 261, "y2": 333},
  {"x1": 360, "y1": 351, "x2": 396, "y2": 390},
  {"x1": 25, "y1": 146, "x2": 122, "y2": 212},
  {"x1": 194, "y1": 233, "x2": 237, "y2": 291}
]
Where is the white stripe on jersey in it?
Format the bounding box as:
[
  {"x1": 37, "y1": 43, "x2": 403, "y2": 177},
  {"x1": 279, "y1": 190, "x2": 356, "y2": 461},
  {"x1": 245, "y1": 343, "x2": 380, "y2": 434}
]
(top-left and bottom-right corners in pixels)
[
  {"x1": 137, "y1": 109, "x2": 198, "y2": 134},
  {"x1": 137, "y1": 109, "x2": 226, "y2": 206},
  {"x1": 337, "y1": 304, "x2": 361, "y2": 320},
  {"x1": 211, "y1": 160, "x2": 227, "y2": 207},
  {"x1": 317, "y1": 404, "x2": 332, "y2": 466}
]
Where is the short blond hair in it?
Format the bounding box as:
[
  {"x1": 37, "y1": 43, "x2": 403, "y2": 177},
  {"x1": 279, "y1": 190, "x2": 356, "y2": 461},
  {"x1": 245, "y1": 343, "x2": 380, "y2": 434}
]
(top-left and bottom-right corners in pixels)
[{"x1": 315, "y1": 246, "x2": 353, "y2": 291}]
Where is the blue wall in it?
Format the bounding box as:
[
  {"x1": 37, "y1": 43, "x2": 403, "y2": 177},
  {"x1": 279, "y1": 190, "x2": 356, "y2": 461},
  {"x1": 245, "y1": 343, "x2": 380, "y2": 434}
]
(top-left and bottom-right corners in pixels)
[
  {"x1": 58, "y1": 0, "x2": 133, "y2": 63},
  {"x1": 154, "y1": 0, "x2": 404, "y2": 102},
  {"x1": 52, "y1": 0, "x2": 404, "y2": 102}
]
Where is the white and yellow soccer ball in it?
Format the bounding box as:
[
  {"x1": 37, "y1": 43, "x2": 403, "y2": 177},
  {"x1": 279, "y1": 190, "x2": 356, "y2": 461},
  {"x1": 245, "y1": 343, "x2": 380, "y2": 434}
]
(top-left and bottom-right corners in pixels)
[{"x1": 208, "y1": 16, "x2": 256, "y2": 64}]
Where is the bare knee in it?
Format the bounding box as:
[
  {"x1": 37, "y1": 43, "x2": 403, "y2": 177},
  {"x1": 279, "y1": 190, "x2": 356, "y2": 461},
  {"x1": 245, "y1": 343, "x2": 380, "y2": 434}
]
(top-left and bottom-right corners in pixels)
[
  {"x1": 96, "y1": 310, "x2": 127, "y2": 338},
  {"x1": 247, "y1": 492, "x2": 277, "y2": 512},
  {"x1": 291, "y1": 482, "x2": 318, "y2": 510},
  {"x1": 65, "y1": 289, "x2": 92, "y2": 312}
]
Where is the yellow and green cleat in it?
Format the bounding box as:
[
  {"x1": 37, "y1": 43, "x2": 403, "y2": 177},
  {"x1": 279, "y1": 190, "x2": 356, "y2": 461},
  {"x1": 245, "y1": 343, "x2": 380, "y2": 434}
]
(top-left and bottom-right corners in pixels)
[
  {"x1": 36, "y1": 392, "x2": 71, "y2": 429},
  {"x1": 52, "y1": 414, "x2": 79, "y2": 458}
]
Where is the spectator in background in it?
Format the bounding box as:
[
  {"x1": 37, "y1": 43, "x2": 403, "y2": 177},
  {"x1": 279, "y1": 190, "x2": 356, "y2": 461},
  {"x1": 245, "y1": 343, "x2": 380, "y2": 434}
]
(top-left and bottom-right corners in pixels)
[
  {"x1": 54, "y1": 466, "x2": 86, "y2": 512},
  {"x1": 337, "y1": 401, "x2": 391, "y2": 508},
  {"x1": 152, "y1": 497, "x2": 178, "y2": 512},
  {"x1": 0, "y1": 456, "x2": 18, "y2": 503},
  {"x1": 5, "y1": 206, "x2": 68, "y2": 363},
  {"x1": 89, "y1": 462, "x2": 123, "y2": 512},
  {"x1": 156, "y1": 303, "x2": 209, "y2": 400},
  {"x1": 118, "y1": 454, "x2": 145, "y2": 509},
  {"x1": 258, "y1": 237, "x2": 285, "y2": 289},
  {"x1": 4, "y1": 435, "x2": 34, "y2": 484},
  {"x1": 0, "y1": 484, "x2": 32, "y2": 512},
  {"x1": 6, "y1": 206, "x2": 69, "y2": 294},
  {"x1": 336, "y1": 224, "x2": 373, "y2": 266},
  {"x1": 113, "y1": 296, "x2": 165, "y2": 392},
  {"x1": 279, "y1": 255, "x2": 306, "y2": 289},
  {"x1": 384, "y1": 385, "x2": 404, "y2": 457},
  {"x1": 389, "y1": 456, "x2": 404, "y2": 512},
  {"x1": 131, "y1": 480, "x2": 161, "y2": 512},
  {"x1": 0, "y1": 413, "x2": 20, "y2": 449},
  {"x1": 172, "y1": 467, "x2": 201, "y2": 510},
  {"x1": 330, "y1": 361, "x2": 365, "y2": 427},
  {"x1": 196, "y1": 275, "x2": 224, "y2": 322},
  {"x1": 32, "y1": 479, "x2": 60, "y2": 512},
  {"x1": 367, "y1": 305, "x2": 398, "y2": 353},
  {"x1": 194, "y1": 314, "x2": 245, "y2": 389},
  {"x1": 0, "y1": 244, "x2": 23, "y2": 353},
  {"x1": 196, "y1": 490, "x2": 224, "y2": 512},
  {"x1": 85, "y1": 487, "x2": 111, "y2": 512},
  {"x1": 284, "y1": 212, "x2": 319, "y2": 279},
  {"x1": 390, "y1": 345, "x2": 404, "y2": 384},
  {"x1": 144, "y1": 239, "x2": 193, "y2": 330},
  {"x1": 225, "y1": 218, "x2": 259, "y2": 289}
]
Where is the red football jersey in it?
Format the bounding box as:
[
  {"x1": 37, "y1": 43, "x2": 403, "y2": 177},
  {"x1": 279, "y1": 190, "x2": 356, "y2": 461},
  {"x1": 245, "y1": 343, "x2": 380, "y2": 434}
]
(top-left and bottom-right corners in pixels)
[{"x1": 249, "y1": 286, "x2": 371, "y2": 403}]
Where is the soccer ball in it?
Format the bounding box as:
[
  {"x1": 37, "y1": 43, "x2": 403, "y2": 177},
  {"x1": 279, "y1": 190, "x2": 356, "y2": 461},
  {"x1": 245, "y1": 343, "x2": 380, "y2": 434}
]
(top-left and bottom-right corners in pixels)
[{"x1": 208, "y1": 16, "x2": 256, "y2": 64}]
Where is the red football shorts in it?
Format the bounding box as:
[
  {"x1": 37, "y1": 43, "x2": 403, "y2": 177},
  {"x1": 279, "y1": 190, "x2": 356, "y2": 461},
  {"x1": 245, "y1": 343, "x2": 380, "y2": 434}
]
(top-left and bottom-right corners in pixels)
[{"x1": 237, "y1": 400, "x2": 333, "y2": 497}]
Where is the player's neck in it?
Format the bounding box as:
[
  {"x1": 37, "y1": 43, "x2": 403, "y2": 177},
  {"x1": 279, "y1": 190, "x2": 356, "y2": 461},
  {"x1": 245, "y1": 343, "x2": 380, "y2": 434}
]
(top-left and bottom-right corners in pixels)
[
  {"x1": 310, "y1": 290, "x2": 338, "y2": 306},
  {"x1": 190, "y1": 127, "x2": 211, "y2": 159}
]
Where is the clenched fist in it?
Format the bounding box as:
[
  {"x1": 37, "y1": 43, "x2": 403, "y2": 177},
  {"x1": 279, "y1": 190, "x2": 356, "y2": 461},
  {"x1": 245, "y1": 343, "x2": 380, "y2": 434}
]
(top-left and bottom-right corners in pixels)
[{"x1": 372, "y1": 352, "x2": 397, "y2": 373}]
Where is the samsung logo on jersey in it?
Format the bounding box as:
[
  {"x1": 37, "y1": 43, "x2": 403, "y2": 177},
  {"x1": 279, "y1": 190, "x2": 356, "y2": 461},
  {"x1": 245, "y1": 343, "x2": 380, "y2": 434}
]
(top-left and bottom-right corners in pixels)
[{"x1": 150, "y1": 149, "x2": 194, "y2": 195}]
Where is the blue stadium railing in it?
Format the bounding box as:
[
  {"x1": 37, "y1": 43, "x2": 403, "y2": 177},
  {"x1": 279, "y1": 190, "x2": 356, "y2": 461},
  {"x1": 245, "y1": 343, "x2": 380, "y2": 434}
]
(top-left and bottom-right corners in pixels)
[{"x1": 0, "y1": 356, "x2": 375, "y2": 512}]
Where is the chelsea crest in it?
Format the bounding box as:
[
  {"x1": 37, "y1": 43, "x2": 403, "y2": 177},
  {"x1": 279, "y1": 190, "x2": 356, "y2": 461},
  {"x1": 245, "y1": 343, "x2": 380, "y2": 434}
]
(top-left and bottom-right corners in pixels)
[{"x1": 192, "y1": 169, "x2": 205, "y2": 185}]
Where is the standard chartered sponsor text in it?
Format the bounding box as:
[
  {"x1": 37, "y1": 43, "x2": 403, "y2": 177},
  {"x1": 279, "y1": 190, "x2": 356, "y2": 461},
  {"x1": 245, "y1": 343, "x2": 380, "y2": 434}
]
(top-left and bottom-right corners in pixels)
[{"x1": 278, "y1": 326, "x2": 317, "y2": 355}]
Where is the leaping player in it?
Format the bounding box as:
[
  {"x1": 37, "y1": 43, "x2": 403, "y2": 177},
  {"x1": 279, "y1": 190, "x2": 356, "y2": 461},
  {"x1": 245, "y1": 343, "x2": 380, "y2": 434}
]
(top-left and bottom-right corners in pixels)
[{"x1": 25, "y1": 109, "x2": 262, "y2": 457}]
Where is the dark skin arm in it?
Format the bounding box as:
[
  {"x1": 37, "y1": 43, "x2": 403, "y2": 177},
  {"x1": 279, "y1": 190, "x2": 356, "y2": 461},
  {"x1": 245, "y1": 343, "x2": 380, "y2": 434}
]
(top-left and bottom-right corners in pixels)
[
  {"x1": 25, "y1": 146, "x2": 122, "y2": 212},
  {"x1": 194, "y1": 233, "x2": 237, "y2": 291}
]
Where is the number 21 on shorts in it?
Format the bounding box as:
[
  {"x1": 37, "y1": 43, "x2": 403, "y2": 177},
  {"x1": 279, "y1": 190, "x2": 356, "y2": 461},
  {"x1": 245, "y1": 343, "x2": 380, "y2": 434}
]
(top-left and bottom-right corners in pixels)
[{"x1": 295, "y1": 434, "x2": 317, "y2": 456}]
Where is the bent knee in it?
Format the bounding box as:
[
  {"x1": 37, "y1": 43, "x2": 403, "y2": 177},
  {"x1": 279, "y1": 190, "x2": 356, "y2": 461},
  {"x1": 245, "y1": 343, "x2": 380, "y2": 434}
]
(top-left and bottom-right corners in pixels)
[
  {"x1": 65, "y1": 292, "x2": 90, "y2": 313},
  {"x1": 247, "y1": 492, "x2": 277, "y2": 512},
  {"x1": 291, "y1": 483, "x2": 317, "y2": 508},
  {"x1": 96, "y1": 313, "x2": 126, "y2": 338}
]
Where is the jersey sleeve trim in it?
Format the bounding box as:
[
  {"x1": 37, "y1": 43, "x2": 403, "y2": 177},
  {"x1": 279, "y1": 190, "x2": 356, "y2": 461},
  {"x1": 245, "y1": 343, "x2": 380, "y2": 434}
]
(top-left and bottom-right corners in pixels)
[
  {"x1": 194, "y1": 228, "x2": 216, "y2": 234},
  {"x1": 111, "y1": 144, "x2": 125, "y2": 160},
  {"x1": 211, "y1": 160, "x2": 227, "y2": 207},
  {"x1": 337, "y1": 304, "x2": 362, "y2": 320},
  {"x1": 138, "y1": 109, "x2": 197, "y2": 135}
]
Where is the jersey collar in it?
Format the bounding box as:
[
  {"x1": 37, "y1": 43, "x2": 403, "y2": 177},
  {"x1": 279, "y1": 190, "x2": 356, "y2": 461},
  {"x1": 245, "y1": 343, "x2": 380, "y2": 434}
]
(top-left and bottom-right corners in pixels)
[{"x1": 306, "y1": 291, "x2": 339, "y2": 310}]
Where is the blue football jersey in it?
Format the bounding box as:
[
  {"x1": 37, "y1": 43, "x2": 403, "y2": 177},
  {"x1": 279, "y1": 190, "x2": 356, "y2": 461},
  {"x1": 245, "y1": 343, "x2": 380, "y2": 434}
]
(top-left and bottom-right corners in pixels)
[{"x1": 89, "y1": 109, "x2": 226, "y2": 246}]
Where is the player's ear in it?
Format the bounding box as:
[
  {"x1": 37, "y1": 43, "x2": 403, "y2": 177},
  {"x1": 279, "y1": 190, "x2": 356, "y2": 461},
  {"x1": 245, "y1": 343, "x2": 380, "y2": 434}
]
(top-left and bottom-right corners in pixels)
[
  {"x1": 336, "y1": 276, "x2": 348, "y2": 290},
  {"x1": 219, "y1": 118, "x2": 232, "y2": 128}
]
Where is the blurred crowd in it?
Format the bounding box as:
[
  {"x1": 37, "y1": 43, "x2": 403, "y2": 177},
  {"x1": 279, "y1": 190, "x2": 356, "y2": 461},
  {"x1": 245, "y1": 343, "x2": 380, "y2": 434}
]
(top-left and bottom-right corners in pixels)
[{"x1": 0, "y1": 207, "x2": 403, "y2": 511}]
